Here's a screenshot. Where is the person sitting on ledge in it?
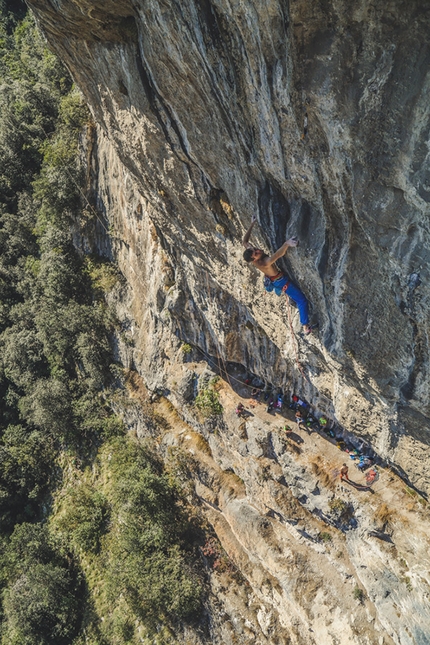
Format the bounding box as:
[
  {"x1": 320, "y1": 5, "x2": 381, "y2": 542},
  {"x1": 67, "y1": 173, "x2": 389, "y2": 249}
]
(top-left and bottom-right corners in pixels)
[
  {"x1": 242, "y1": 214, "x2": 313, "y2": 334},
  {"x1": 235, "y1": 402, "x2": 245, "y2": 417},
  {"x1": 295, "y1": 409, "x2": 305, "y2": 425}
]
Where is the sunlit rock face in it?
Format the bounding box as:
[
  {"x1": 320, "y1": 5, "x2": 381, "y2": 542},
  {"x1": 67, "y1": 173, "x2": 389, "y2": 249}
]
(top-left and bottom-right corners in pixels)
[{"x1": 27, "y1": 2, "x2": 430, "y2": 489}]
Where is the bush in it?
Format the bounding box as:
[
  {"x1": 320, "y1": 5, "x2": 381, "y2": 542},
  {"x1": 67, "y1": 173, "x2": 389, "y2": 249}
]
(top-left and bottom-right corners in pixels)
[
  {"x1": 18, "y1": 378, "x2": 74, "y2": 438},
  {"x1": 102, "y1": 437, "x2": 203, "y2": 626},
  {"x1": 195, "y1": 387, "x2": 223, "y2": 419},
  {"x1": 353, "y1": 586, "x2": 366, "y2": 603},
  {"x1": 3, "y1": 563, "x2": 80, "y2": 645},
  {"x1": 84, "y1": 256, "x2": 121, "y2": 295},
  {"x1": 328, "y1": 497, "x2": 348, "y2": 516},
  {"x1": 0, "y1": 426, "x2": 54, "y2": 528},
  {"x1": 0, "y1": 6, "x2": 204, "y2": 642},
  {"x1": 2, "y1": 523, "x2": 82, "y2": 645},
  {"x1": 53, "y1": 485, "x2": 110, "y2": 554}
]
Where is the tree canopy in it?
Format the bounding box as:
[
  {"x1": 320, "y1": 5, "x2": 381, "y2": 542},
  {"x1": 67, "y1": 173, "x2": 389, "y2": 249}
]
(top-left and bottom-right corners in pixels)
[{"x1": 0, "y1": 6, "x2": 204, "y2": 645}]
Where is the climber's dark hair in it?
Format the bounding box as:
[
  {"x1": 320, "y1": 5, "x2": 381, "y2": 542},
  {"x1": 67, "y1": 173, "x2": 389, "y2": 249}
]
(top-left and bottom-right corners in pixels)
[{"x1": 243, "y1": 248, "x2": 254, "y2": 262}]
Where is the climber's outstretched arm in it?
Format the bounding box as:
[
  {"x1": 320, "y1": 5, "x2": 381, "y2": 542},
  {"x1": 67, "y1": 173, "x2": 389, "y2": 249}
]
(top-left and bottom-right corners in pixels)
[
  {"x1": 242, "y1": 214, "x2": 258, "y2": 248},
  {"x1": 264, "y1": 237, "x2": 298, "y2": 266}
]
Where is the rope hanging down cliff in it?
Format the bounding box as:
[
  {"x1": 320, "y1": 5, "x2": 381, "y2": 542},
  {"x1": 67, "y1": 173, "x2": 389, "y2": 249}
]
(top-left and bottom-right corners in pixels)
[{"x1": 284, "y1": 295, "x2": 308, "y2": 380}]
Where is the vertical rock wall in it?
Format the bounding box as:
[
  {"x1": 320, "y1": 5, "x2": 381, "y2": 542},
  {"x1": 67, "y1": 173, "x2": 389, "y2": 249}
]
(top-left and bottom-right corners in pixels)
[{"x1": 27, "y1": 0, "x2": 430, "y2": 493}]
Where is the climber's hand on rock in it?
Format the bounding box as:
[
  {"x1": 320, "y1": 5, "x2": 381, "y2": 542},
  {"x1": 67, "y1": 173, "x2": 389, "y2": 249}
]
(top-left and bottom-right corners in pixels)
[{"x1": 286, "y1": 236, "x2": 299, "y2": 247}]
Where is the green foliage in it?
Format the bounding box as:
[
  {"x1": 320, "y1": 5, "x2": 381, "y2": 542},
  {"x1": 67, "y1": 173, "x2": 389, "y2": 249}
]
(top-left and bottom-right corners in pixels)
[
  {"x1": 58, "y1": 90, "x2": 90, "y2": 132},
  {"x1": 103, "y1": 437, "x2": 202, "y2": 627},
  {"x1": 4, "y1": 563, "x2": 80, "y2": 645},
  {"x1": 195, "y1": 387, "x2": 223, "y2": 418},
  {"x1": 2, "y1": 523, "x2": 82, "y2": 645},
  {"x1": 353, "y1": 586, "x2": 366, "y2": 603},
  {"x1": 84, "y1": 256, "x2": 121, "y2": 295},
  {"x1": 181, "y1": 343, "x2": 192, "y2": 354},
  {"x1": 54, "y1": 485, "x2": 110, "y2": 554},
  {"x1": 5, "y1": 522, "x2": 54, "y2": 571},
  {"x1": 404, "y1": 486, "x2": 418, "y2": 498},
  {"x1": 0, "y1": 13, "x2": 71, "y2": 212},
  {"x1": 328, "y1": 497, "x2": 348, "y2": 515},
  {"x1": 18, "y1": 379, "x2": 74, "y2": 436},
  {"x1": 48, "y1": 437, "x2": 203, "y2": 641},
  {"x1": 0, "y1": 6, "x2": 204, "y2": 644},
  {"x1": 401, "y1": 575, "x2": 413, "y2": 592},
  {"x1": 0, "y1": 0, "x2": 115, "y2": 601},
  {"x1": 0, "y1": 425, "x2": 54, "y2": 528}
]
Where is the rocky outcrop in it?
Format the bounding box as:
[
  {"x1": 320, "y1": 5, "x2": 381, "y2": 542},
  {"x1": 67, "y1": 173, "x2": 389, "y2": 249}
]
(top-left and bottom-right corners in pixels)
[{"x1": 117, "y1": 366, "x2": 430, "y2": 645}]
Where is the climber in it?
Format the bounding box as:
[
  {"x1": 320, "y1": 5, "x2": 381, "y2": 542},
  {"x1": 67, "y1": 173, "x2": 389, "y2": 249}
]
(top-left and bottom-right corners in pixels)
[{"x1": 242, "y1": 214, "x2": 313, "y2": 334}]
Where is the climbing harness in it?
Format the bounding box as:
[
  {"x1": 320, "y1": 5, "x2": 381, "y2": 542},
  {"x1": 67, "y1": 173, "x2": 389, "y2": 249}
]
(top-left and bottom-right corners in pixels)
[{"x1": 263, "y1": 273, "x2": 290, "y2": 296}]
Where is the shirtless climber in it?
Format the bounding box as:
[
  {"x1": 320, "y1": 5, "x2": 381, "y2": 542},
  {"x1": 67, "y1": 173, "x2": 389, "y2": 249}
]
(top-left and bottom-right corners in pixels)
[{"x1": 242, "y1": 214, "x2": 313, "y2": 334}]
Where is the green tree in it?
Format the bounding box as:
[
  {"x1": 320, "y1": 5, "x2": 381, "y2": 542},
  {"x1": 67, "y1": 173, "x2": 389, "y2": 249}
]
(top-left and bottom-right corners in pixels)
[
  {"x1": 54, "y1": 486, "x2": 110, "y2": 555},
  {"x1": 0, "y1": 426, "x2": 54, "y2": 528},
  {"x1": 2, "y1": 523, "x2": 82, "y2": 645},
  {"x1": 104, "y1": 437, "x2": 202, "y2": 626},
  {"x1": 4, "y1": 563, "x2": 80, "y2": 645}
]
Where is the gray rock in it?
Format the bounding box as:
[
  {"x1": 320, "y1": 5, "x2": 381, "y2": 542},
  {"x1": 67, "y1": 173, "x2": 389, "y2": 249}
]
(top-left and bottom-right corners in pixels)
[{"x1": 176, "y1": 369, "x2": 197, "y2": 402}]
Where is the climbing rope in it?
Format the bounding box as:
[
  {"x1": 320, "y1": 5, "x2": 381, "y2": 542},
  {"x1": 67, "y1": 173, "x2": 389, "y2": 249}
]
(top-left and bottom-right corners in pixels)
[
  {"x1": 285, "y1": 297, "x2": 307, "y2": 381},
  {"x1": 203, "y1": 270, "x2": 233, "y2": 389}
]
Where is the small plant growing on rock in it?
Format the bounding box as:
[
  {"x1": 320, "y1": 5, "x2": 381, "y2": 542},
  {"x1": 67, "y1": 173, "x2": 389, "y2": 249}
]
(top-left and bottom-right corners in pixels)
[
  {"x1": 201, "y1": 537, "x2": 235, "y2": 574},
  {"x1": 318, "y1": 531, "x2": 332, "y2": 543},
  {"x1": 195, "y1": 387, "x2": 223, "y2": 419},
  {"x1": 353, "y1": 587, "x2": 366, "y2": 603},
  {"x1": 374, "y1": 503, "x2": 394, "y2": 525},
  {"x1": 405, "y1": 486, "x2": 417, "y2": 497},
  {"x1": 328, "y1": 497, "x2": 355, "y2": 526},
  {"x1": 181, "y1": 343, "x2": 192, "y2": 354},
  {"x1": 401, "y1": 575, "x2": 413, "y2": 592},
  {"x1": 329, "y1": 497, "x2": 348, "y2": 515}
]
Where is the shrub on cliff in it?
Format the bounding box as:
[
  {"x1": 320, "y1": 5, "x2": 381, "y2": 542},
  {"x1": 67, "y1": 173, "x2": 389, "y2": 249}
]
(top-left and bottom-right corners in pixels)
[
  {"x1": 49, "y1": 436, "x2": 203, "y2": 639},
  {"x1": 103, "y1": 437, "x2": 202, "y2": 626},
  {"x1": 52, "y1": 485, "x2": 110, "y2": 555},
  {"x1": 195, "y1": 386, "x2": 223, "y2": 419}
]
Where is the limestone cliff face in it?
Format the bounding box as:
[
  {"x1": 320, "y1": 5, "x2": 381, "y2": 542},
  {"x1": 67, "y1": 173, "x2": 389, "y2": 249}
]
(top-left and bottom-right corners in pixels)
[
  {"x1": 27, "y1": 2, "x2": 430, "y2": 642},
  {"x1": 28, "y1": 0, "x2": 430, "y2": 494}
]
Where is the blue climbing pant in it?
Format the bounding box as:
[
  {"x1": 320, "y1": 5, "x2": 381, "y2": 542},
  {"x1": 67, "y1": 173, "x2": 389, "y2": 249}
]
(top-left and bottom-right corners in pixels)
[
  {"x1": 285, "y1": 282, "x2": 309, "y2": 326},
  {"x1": 264, "y1": 274, "x2": 310, "y2": 326}
]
